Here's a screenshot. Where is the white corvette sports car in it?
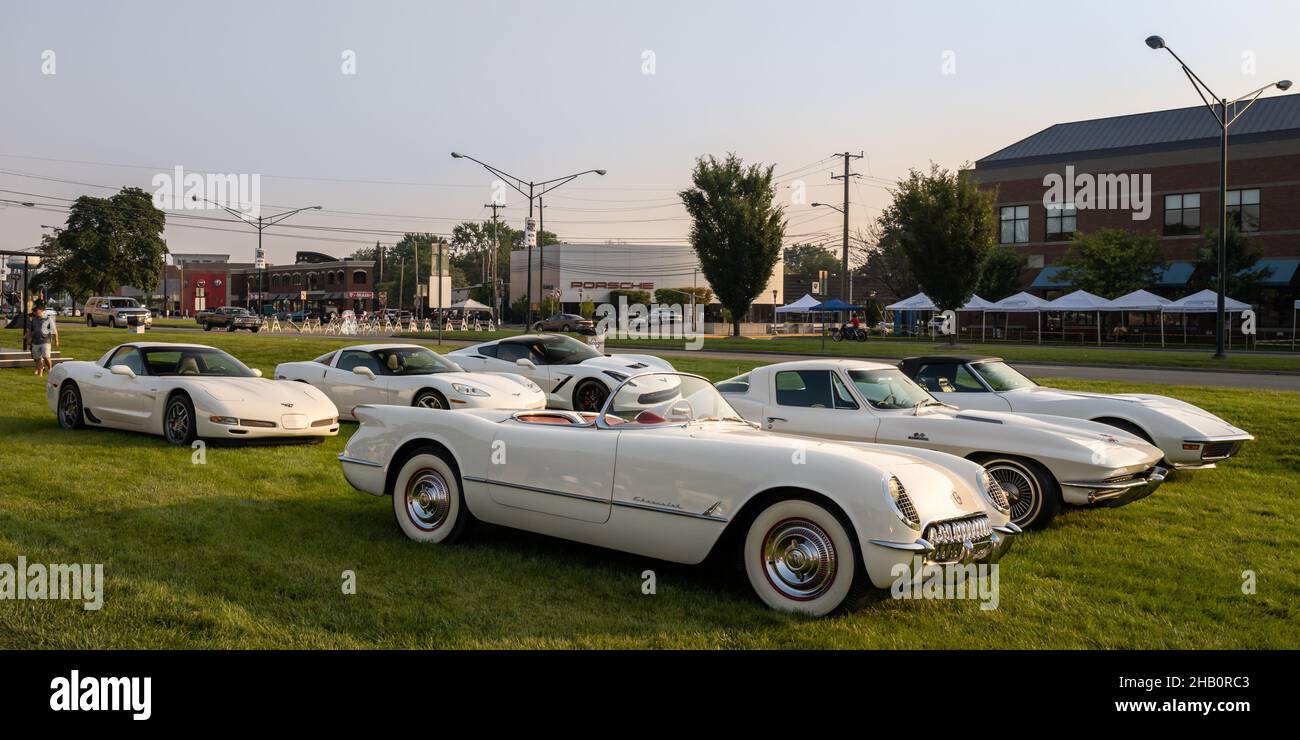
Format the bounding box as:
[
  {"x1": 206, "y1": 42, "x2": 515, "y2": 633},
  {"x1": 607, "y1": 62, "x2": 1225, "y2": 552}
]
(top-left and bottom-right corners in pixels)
[
  {"x1": 339, "y1": 371, "x2": 1019, "y2": 617},
  {"x1": 47, "y1": 342, "x2": 339, "y2": 444},
  {"x1": 274, "y1": 344, "x2": 545, "y2": 420},
  {"x1": 718, "y1": 359, "x2": 1167, "y2": 529},
  {"x1": 898, "y1": 355, "x2": 1253, "y2": 470},
  {"x1": 446, "y1": 333, "x2": 676, "y2": 411}
]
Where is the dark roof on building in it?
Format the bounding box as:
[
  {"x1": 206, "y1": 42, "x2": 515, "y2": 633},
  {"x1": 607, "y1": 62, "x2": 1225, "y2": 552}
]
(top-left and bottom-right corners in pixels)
[{"x1": 977, "y1": 96, "x2": 1300, "y2": 168}]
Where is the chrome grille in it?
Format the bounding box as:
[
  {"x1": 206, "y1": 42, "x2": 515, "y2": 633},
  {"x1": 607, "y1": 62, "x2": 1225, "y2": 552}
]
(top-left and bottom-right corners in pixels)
[
  {"x1": 987, "y1": 478, "x2": 1009, "y2": 511},
  {"x1": 1202, "y1": 441, "x2": 1239, "y2": 460},
  {"x1": 923, "y1": 515, "x2": 993, "y2": 563},
  {"x1": 894, "y1": 489, "x2": 919, "y2": 527}
]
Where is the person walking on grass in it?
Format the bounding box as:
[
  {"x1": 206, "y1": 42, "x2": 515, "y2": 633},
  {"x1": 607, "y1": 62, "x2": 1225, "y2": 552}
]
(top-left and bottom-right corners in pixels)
[{"x1": 23, "y1": 301, "x2": 58, "y2": 377}]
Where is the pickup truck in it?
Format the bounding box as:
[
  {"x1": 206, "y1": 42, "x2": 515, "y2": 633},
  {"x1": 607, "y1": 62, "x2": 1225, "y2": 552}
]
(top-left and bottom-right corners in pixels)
[{"x1": 196, "y1": 306, "x2": 262, "y2": 332}]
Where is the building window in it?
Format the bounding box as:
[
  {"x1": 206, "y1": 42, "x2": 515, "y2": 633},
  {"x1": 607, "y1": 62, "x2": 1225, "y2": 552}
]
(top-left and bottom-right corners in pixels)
[
  {"x1": 292, "y1": 273, "x2": 302, "y2": 286},
  {"x1": 1163, "y1": 193, "x2": 1200, "y2": 235},
  {"x1": 1227, "y1": 189, "x2": 1260, "y2": 232},
  {"x1": 1045, "y1": 203, "x2": 1077, "y2": 241},
  {"x1": 353, "y1": 270, "x2": 368, "y2": 285},
  {"x1": 326, "y1": 272, "x2": 335, "y2": 286},
  {"x1": 999, "y1": 205, "x2": 1030, "y2": 244}
]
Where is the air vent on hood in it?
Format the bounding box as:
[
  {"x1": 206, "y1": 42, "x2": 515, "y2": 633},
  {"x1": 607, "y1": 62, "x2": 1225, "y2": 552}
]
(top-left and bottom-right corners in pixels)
[
  {"x1": 955, "y1": 414, "x2": 1002, "y2": 424},
  {"x1": 626, "y1": 362, "x2": 648, "y2": 369}
]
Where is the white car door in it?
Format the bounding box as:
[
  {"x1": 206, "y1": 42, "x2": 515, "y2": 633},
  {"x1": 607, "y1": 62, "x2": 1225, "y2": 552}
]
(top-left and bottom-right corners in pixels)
[
  {"x1": 493, "y1": 341, "x2": 559, "y2": 392},
  {"x1": 761, "y1": 368, "x2": 873, "y2": 439},
  {"x1": 89, "y1": 346, "x2": 150, "y2": 428},
  {"x1": 326, "y1": 349, "x2": 392, "y2": 415},
  {"x1": 486, "y1": 418, "x2": 616, "y2": 524},
  {"x1": 911, "y1": 361, "x2": 1013, "y2": 412}
]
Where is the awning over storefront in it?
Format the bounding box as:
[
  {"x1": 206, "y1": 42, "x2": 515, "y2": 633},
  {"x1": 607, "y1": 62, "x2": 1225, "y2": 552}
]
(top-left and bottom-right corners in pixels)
[
  {"x1": 1030, "y1": 265, "x2": 1070, "y2": 290},
  {"x1": 1252, "y1": 258, "x2": 1299, "y2": 287},
  {"x1": 1157, "y1": 261, "x2": 1196, "y2": 287}
]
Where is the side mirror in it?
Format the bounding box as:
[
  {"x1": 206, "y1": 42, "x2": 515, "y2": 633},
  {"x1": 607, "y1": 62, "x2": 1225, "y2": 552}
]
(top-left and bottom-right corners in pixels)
[
  {"x1": 251, "y1": 368, "x2": 263, "y2": 378},
  {"x1": 515, "y1": 358, "x2": 536, "y2": 370},
  {"x1": 109, "y1": 364, "x2": 136, "y2": 379},
  {"x1": 353, "y1": 366, "x2": 376, "y2": 380}
]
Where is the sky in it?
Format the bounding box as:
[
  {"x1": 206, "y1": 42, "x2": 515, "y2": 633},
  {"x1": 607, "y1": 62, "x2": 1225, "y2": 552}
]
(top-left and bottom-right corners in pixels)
[{"x1": 2, "y1": 0, "x2": 1298, "y2": 266}]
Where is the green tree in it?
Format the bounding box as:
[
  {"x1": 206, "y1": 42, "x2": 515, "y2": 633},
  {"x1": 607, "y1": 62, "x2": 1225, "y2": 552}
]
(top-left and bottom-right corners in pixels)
[
  {"x1": 356, "y1": 233, "x2": 450, "y2": 311},
  {"x1": 782, "y1": 244, "x2": 840, "y2": 278},
  {"x1": 653, "y1": 286, "x2": 712, "y2": 305},
  {"x1": 1056, "y1": 229, "x2": 1166, "y2": 299},
  {"x1": 579, "y1": 299, "x2": 596, "y2": 319},
  {"x1": 608, "y1": 289, "x2": 652, "y2": 307},
  {"x1": 680, "y1": 153, "x2": 785, "y2": 336},
  {"x1": 36, "y1": 187, "x2": 167, "y2": 307},
  {"x1": 1189, "y1": 223, "x2": 1273, "y2": 303},
  {"x1": 976, "y1": 245, "x2": 1026, "y2": 301},
  {"x1": 878, "y1": 164, "x2": 996, "y2": 343},
  {"x1": 862, "y1": 223, "x2": 919, "y2": 302}
]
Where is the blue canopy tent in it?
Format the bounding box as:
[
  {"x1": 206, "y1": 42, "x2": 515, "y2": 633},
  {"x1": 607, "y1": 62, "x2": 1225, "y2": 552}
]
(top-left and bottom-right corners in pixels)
[{"x1": 811, "y1": 299, "x2": 864, "y2": 349}]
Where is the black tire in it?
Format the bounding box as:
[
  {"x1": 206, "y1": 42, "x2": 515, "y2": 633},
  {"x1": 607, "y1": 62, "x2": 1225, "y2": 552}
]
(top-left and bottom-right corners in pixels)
[
  {"x1": 855, "y1": 329, "x2": 868, "y2": 342},
  {"x1": 561, "y1": 324, "x2": 571, "y2": 332},
  {"x1": 163, "y1": 393, "x2": 198, "y2": 446},
  {"x1": 251, "y1": 327, "x2": 260, "y2": 333},
  {"x1": 391, "y1": 448, "x2": 473, "y2": 544},
  {"x1": 412, "y1": 389, "x2": 448, "y2": 410},
  {"x1": 973, "y1": 454, "x2": 1060, "y2": 530},
  {"x1": 532, "y1": 322, "x2": 544, "y2": 331},
  {"x1": 740, "y1": 494, "x2": 870, "y2": 616},
  {"x1": 57, "y1": 382, "x2": 86, "y2": 430},
  {"x1": 226, "y1": 324, "x2": 236, "y2": 332},
  {"x1": 202, "y1": 323, "x2": 212, "y2": 331},
  {"x1": 572, "y1": 379, "x2": 610, "y2": 412},
  {"x1": 831, "y1": 330, "x2": 843, "y2": 343}
]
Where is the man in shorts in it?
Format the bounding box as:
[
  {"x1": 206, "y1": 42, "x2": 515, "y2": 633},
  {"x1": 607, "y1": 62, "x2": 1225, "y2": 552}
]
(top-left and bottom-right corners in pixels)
[{"x1": 23, "y1": 301, "x2": 59, "y2": 376}]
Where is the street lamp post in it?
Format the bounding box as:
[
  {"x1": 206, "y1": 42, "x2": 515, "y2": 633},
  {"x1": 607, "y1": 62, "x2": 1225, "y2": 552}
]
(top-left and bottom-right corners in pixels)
[
  {"x1": 811, "y1": 201, "x2": 848, "y2": 302},
  {"x1": 190, "y1": 196, "x2": 322, "y2": 316},
  {"x1": 1145, "y1": 35, "x2": 1291, "y2": 358},
  {"x1": 450, "y1": 152, "x2": 605, "y2": 328}
]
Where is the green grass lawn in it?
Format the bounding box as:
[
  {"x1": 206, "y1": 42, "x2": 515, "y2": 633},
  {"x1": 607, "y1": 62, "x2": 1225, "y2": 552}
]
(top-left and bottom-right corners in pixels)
[{"x1": 0, "y1": 327, "x2": 1296, "y2": 648}]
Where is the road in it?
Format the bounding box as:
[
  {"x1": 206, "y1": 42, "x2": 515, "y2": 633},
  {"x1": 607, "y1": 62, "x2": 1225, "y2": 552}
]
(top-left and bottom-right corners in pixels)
[{"x1": 149, "y1": 326, "x2": 1300, "y2": 390}]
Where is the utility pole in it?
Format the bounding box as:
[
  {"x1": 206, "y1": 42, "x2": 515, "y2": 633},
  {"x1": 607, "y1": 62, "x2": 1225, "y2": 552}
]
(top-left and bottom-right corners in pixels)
[
  {"x1": 538, "y1": 196, "x2": 547, "y2": 313},
  {"x1": 484, "y1": 203, "x2": 506, "y2": 319},
  {"x1": 830, "y1": 152, "x2": 863, "y2": 304},
  {"x1": 398, "y1": 257, "x2": 405, "y2": 312}
]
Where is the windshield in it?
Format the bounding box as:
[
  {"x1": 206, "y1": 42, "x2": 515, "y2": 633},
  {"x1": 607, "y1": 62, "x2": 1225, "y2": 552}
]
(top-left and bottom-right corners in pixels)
[
  {"x1": 538, "y1": 334, "x2": 602, "y2": 364},
  {"x1": 373, "y1": 347, "x2": 462, "y2": 375},
  {"x1": 970, "y1": 361, "x2": 1036, "y2": 391},
  {"x1": 109, "y1": 298, "x2": 142, "y2": 308},
  {"x1": 602, "y1": 373, "x2": 746, "y2": 426},
  {"x1": 847, "y1": 368, "x2": 936, "y2": 410},
  {"x1": 140, "y1": 347, "x2": 256, "y2": 377}
]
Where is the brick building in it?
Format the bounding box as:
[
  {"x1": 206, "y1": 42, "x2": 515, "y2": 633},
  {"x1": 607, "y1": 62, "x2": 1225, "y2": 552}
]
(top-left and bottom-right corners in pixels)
[
  {"x1": 155, "y1": 251, "x2": 377, "y2": 317},
  {"x1": 972, "y1": 96, "x2": 1300, "y2": 328}
]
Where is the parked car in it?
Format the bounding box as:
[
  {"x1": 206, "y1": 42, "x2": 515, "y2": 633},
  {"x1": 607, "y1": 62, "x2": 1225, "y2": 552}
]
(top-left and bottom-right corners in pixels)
[
  {"x1": 717, "y1": 359, "x2": 1167, "y2": 529},
  {"x1": 447, "y1": 333, "x2": 675, "y2": 411},
  {"x1": 47, "y1": 342, "x2": 339, "y2": 445},
  {"x1": 532, "y1": 312, "x2": 595, "y2": 334},
  {"x1": 275, "y1": 343, "x2": 544, "y2": 419},
  {"x1": 85, "y1": 296, "x2": 152, "y2": 329},
  {"x1": 898, "y1": 355, "x2": 1253, "y2": 470},
  {"x1": 196, "y1": 306, "x2": 262, "y2": 332},
  {"x1": 338, "y1": 371, "x2": 1019, "y2": 616}
]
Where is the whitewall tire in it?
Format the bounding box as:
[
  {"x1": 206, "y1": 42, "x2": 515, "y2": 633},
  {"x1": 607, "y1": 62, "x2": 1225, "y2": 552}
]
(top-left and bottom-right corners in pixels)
[
  {"x1": 742, "y1": 496, "x2": 866, "y2": 617},
  {"x1": 391, "y1": 452, "x2": 470, "y2": 544}
]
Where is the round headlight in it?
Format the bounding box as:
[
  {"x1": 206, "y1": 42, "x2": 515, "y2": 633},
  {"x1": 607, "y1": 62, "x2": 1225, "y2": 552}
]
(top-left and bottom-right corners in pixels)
[
  {"x1": 885, "y1": 476, "x2": 920, "y2": 530},
  {"x1": 978, "y1": 469, "x2": 1010, "y2": 514}
]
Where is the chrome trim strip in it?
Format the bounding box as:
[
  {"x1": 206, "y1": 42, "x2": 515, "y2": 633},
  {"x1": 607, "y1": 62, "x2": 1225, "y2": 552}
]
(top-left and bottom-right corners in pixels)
[
  {"x1": 1060, "y1": 478, "x2": 1151, "y2": 491},
  {"x1": 338, "y1": 454, "x2": 383, "y2": 468},
  {"x1": 613, "y1": 497, "x2": 728, "y2": 522},
  {"x1": 868, "y1": 538, "x2": 934, "y2": 553},
  {"x1": 993, "y1": 523, "x2": 1022, "y2": 535},
  {"x1": 463, "y1": 474, "x2": 727, "y2": 522}
]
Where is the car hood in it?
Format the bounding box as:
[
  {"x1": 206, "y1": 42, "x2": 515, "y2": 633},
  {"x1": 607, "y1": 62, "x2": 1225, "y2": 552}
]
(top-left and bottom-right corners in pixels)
[
  {"x1": 429, "y1": 371, "x2": 541, "y2": 396},
  {"x1": 1009, "y1": 386, "x2": 1248, "y2": 437},
  {"x1": 578, "y1": 354, "x2": 675, "y2": 374},
  {"x1": 923, "y1": 406, "x2": 1164, "y2": 466},
  {"x1": 188, "y1": 377, "x2": 329, "y2": 405}
]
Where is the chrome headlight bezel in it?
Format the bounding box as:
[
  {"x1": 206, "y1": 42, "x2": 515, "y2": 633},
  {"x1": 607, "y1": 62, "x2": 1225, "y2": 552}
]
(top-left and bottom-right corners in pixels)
[
  {"x1": 883, "y1": 475, "x2": 921, "y2": 531},
  {"x1": 977, "y1": 468, "x2": 1011, "y2": 515}
]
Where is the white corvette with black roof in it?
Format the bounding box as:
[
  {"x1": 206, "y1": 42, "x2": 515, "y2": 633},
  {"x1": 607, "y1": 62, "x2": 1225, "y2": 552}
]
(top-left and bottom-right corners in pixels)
[{"x1": 447, "y1": 333, "x2": 676, "y2": 411}]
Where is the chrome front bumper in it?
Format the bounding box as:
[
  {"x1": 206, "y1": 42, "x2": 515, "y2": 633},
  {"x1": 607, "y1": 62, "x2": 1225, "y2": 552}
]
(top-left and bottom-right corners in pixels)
[
  {"x1": 870, "y1": 521, "x2": 1021, "y2": 566},
  {"x1": 1062, "y1": 465, "x2": 1167, "y2": 507}
]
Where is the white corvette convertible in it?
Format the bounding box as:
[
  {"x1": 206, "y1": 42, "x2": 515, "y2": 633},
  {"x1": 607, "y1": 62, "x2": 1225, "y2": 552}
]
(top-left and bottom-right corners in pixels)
[
  {"x1": 339, "y1": 371, "x2": 1019, "y2": 617},
  {"x1": 274, "y1": 343, "x2": 545, "y2": 420},
  {"x1": 47, "y1": 342, "x2": 339, "y2": 444},
  {"x1": 446, "y1": 334, "x2": 675, "y2": 411},
  {"x1": 898, "y1": 355, "x2": 1253, "y2": 470},
  {"x1": 717, "y1": 360, "x2": 1167, "y2": 529}
]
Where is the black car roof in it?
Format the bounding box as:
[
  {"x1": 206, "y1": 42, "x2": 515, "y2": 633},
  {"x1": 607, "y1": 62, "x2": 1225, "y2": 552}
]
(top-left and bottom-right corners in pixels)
[{"x1": 897, "y1": 355, "x2": 1004, "y2": 375}]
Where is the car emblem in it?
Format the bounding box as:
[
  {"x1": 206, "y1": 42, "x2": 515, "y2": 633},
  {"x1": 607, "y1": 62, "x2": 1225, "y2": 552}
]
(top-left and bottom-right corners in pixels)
[
  {"x1": 951, "y1": 490, "x2": 963, "y2": 505},
  {"x1": 908, "y1": 432, "x2": 929, "y2": 441},
  {"x1": 281, "y1": 402, "x2": 294, "y2": 408}
]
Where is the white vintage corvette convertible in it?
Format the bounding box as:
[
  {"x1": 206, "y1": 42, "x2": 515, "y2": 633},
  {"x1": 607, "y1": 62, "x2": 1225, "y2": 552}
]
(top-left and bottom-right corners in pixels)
[
  {"x1": 274, "y1": 344, "x2": 545, "y2": 420},
  {"x1": 446, "y1": 334, "x2": 675, "y2": 411},
  {"x1": 47, "y1": 342, "x2": 339, "y2": 444},
  {"x1": 898, "y1": 355, "x2": 1253, "y2": 470},
  {"x1": 339, "y1": 371, "x2": 1020, "y2": 616},
  {"x1": 717, "y1": 360, "x2": 1167, "y2": 529}
]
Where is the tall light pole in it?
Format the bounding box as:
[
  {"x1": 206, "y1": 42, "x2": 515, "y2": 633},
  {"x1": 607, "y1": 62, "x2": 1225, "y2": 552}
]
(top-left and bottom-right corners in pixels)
[
  {"x1": 450, "y1": 152, "x2": 605, "y2": 327},
  {"x1": 190, "y1": 196, "x2": 322, "y2": 316},
  {"x1": 1145, "y1": 35, "x2": 1291, "y2": 358},
  {"x1": 811, "y1": 201, "x2": 847, "y2": 300}
]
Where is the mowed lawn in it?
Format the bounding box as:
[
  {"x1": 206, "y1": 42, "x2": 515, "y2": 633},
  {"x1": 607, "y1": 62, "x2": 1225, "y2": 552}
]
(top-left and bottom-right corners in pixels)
[{"x1": 0, "y1": 326, "x2": 1296, "y2": 648}]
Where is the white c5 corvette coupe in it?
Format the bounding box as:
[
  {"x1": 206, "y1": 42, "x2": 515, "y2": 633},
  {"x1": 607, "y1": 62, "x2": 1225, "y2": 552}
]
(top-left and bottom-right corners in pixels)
[
  {"x1": 274, "y1": 344, "x2": 545, "y2": 420},
  {"x1": 898, "y1": 355, "x2": 1253, "y2": 470},
  {"x1": 338, "y1": 371, "x2": 1020, "y2": 617},
  {"x1": 717, "y1": 359, "x2": 1167, "y2": 530},
  {"x1": 446, "y1": 334, "x2": 676, "y2": 411},
  {"x1": 47, "y1": 342, "x2": 339, "y2": 444}
]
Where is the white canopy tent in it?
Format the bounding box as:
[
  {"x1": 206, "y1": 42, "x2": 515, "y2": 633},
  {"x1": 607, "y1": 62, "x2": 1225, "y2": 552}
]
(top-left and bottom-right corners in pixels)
[
  {"x1": 448, "y1": 297, "x2": 494, "y2": 314},
  {"x1": 960, "y1": 294, "x2": 997, "y2": 342},
  {"x1": 1161, "y1": 289, "x2": 1251, "y2": 348},
  {"x1": 1046, "y1": 290, "x2": 1112, "y2": 346},
  {"x1": 990, "y1": 292, "x2": 1050, "y2": 343},
  {"x1": 885, "y1": 292, "x2": 937, "y2": 311},
  {"x1": 1104, "y1": 289, "x2": 1172, "y2": 346},
  {"x1": 776, "y1": 293, "x2": 821, "y2": 314}
]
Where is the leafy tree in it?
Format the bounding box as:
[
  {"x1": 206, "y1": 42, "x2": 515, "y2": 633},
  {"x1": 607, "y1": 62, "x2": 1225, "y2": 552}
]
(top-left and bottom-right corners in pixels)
[
  {"x1": 782, "y1": 243, "x2": 840, "y2": 278},
  {"x1": 353, "y1": 233, "x2": 451, "y2": 311},
  {"x1": 976, "y1": 245, "x2": 1026, "y2": 301},
  {"x1": 1189, "y1": 223, "x2": 1272, "y2": 303},
  {"x1": 877, "y1": 164, "x2": 996, "y2": 343},
  {"x1": 36, "y1": 187, "x2": 167, "y2": 307},
  {"x1": 680, "y1": 153, "x2": 785, "y2": 336},
  {"x1": 653, "y1": 287, "x2": 712, "y2": 306},
  {"x1": 1056, "y1": 229, "x2": 1166, "y2": 299},
  {"x1": 608, "y1": 289, "x2": 652, "y2": 307},
  {"x1": 538, "y1": 295, "x2": 560, "y2": 319},
  {"x1": 861, "y1": 223, "x2": 918, "y2": 301},
  {"x1": 579, "y1": 299, "x2": 595, "y2": 319},
  {"x1": 509, "y1": 295, "x2": 529, "y2": 323}
]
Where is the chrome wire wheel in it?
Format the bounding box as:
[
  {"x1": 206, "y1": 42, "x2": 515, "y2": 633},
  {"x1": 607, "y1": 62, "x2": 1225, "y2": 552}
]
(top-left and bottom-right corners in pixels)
[
  {"x1": 989, "y1": 462, "x2": 1039, "y2": 525},
  {"x1": 404, "y1": 469, "x2": 451, "y2": 532},
  {"x1": 165, "y1": 400, "x2": 191, "y2": 444},
  {"x1": 761, "y1": 518, "x2": 838, "y2": 601}
]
